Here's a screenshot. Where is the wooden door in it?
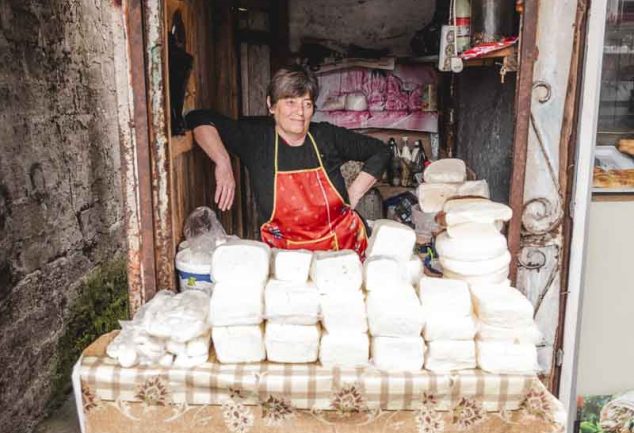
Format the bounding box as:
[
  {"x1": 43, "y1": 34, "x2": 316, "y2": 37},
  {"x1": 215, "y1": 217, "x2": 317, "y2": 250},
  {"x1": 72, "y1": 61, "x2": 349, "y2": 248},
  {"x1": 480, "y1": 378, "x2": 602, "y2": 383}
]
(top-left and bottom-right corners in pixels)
[{"x1": 507, "y1": 0, "x2": 588, "y2": 391}]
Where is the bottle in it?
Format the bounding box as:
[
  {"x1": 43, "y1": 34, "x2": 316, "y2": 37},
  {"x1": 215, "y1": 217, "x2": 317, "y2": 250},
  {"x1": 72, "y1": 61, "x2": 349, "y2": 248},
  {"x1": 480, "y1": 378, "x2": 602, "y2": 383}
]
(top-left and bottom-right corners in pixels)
[
  {"x1": 388, "y1": 138, "x2": 401, "y2": 187},
  {"x1": 455, "y1": 0, "x2": 471, "y2": 53}
]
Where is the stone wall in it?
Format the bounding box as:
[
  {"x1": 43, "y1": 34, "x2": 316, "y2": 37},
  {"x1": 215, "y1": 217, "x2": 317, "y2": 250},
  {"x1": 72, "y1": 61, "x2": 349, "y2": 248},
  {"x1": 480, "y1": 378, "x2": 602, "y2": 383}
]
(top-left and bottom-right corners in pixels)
[{"x1": 0, "y1": 0, "x2": 126, "y2": 431}]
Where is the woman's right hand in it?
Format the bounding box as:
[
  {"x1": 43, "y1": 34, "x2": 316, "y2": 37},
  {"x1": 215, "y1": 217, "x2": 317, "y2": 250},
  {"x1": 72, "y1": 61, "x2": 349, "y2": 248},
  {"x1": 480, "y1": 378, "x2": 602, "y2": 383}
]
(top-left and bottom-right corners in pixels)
[
  {"x1": 192, "y1": 124, "x2": 236, "y2": 212},
  {"x1": 214, "y1": 160, "x2": 235, "y2": 211}
]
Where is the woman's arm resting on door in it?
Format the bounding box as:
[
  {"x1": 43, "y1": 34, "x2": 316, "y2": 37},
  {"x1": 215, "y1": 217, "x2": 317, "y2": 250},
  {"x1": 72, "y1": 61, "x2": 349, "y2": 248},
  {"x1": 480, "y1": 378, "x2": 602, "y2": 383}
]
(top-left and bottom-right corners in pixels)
[
  {"x1": 192, "y1": 125, "x2": 235, "y2": 211},
  {"x1": 348, "y1": 171, "x2": 377, "y2": 209}
]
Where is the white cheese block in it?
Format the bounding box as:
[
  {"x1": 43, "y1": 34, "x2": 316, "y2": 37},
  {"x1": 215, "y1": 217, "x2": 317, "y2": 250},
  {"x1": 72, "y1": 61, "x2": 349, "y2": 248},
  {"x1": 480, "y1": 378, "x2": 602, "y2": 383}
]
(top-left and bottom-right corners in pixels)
[
  {"x1": 366, "y1": 220, "x2": 416, "y2": 260},
  {"x1": 211, "y1": 240, "x2": 271, "y2": 283},
  {"x1": 416, "y1": 183, "x2": 459, "y2": 213},
  {"x1": 173, "y1": 354, "x2": 209, "y2": 368},
  {"x1": 371, "y1": 336, "x2": 425, "y2": 371},
  {"x1": 418, "y1": 277, "x2": 472, "y2": 317},
  {"x1": 366, "y1": 286, "x2": 425, "y2": 337},
  {"x1": 264, "y1": 279, "x2": 320, "y2": 325},
  {"x1": 471, "y1": 285, "x2": 534, "y2": 328},
  {"x1": 425, "y1": 340, "x2": 476, "y2": 372},
  {"x1": 423, "y1": 315, "x2": 476, "y2": 341},
  {"x1": 476, "y1": 322, "x2": 542, "y2": 344},
  {"x1": 186, "y1": 332, "x2": 211, "y2": 357},
  {"x1": 443, "y1": 268, "x2": 509, "y2": 285},
  {"x1": 265, "y1": 323, "x2": 320, "y2": 363},
  {"x1": 310, "y1": 250, "x2": 363, "y2": 294},
  {"x1": 363, "y1": 255, "x2": 409, "y2": 292},
  {"x1": 272, "y1": 248, "x2": 313, "y2": 282},
  {"x1": 440, "y1": 250, "x2": 511, "y2": 276},
  {"x1": 320, "y1": 290, "x2": 368, "y2": 333},
  {"x1": 423, "y1": 158, "x2": 467, "y2": 184},
  {"x1": 319, "y1": 332, "x2": 370, "y2": 367},
  {"x1": 442, "y1": 198, "x2": 512, "y2": 226},
  {"x1": 212, "y1": 325, "x2": 266, "y2": 364},
  {"x1": 416, "y1": 180, "x2": 490, "y2": 213},
  {"x1": 435, "y1": 230, "x2": 508, "y2": 261},
  {"x1": 476, "y1": 340, "x2": 539, "y2": 374},
  {"x1": 208, "y1": 281, "x2": 264, "y2": 326}
]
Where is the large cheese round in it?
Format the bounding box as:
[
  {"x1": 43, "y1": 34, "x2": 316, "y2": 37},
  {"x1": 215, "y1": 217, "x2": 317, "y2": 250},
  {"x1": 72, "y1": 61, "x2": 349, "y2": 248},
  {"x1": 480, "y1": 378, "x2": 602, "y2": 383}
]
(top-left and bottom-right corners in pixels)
[
  {"x1": 443, "y1": 198, "x2": 512, "y2": 226},
  {"x1": 442, "y1": 268, "x2": 509, "y2": 285},
  {"x1": 423, "y1": 159, "x2": 467, "y2": 183},
  {"x1": 440, "y1": 251, "x2": 511, "y2": 276},
  {"x1": 435, "y1": 230, "x2": 507, "y2": 261}
]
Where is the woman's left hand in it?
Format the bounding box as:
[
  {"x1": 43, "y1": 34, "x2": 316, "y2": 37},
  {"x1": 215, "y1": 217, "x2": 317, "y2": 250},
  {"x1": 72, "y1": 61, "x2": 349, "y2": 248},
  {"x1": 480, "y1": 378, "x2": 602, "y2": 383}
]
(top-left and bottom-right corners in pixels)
[{"x1": 348, "y1": 171, "x2": 377, "y2": 209}]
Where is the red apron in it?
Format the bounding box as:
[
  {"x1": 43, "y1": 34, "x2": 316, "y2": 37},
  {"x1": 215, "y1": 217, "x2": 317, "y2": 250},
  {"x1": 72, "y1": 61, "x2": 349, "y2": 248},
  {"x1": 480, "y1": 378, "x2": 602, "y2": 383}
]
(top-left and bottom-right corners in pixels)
[{"x1": 260, "y1": 132, "x2": 368, "y2": 256}]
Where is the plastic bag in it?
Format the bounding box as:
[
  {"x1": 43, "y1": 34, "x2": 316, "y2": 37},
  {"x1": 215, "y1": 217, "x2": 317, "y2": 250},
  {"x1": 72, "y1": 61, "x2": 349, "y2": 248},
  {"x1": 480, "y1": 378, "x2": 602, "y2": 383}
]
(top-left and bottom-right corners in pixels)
[{"x1": 183, "y1": 206, "x2": 228, "y2": 252}]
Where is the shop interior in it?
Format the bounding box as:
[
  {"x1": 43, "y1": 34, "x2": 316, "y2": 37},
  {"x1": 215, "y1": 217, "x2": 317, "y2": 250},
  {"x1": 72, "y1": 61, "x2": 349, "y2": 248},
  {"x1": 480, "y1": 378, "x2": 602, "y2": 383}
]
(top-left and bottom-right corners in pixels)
[{"x1": 164, "y1": 0, "x2": 520, "y2": 244}]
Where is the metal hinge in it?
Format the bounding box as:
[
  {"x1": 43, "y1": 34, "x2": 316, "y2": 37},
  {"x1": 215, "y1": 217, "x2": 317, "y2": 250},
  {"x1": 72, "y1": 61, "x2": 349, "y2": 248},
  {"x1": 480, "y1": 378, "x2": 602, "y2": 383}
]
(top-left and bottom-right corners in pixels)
[
  {"x1": 556, "y1": 348, "x2": 564, "y2": 367},
  {"x1": 569, "y1": 198, "x2": 575, "y2": 219}
]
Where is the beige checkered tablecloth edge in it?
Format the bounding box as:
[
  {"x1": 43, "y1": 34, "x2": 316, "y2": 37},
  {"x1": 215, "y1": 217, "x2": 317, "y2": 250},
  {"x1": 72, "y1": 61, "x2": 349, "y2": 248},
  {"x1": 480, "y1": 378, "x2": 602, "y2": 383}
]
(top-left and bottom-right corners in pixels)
[{"x1": 79, "y1": 355, "x2": 536, "y2": 412}]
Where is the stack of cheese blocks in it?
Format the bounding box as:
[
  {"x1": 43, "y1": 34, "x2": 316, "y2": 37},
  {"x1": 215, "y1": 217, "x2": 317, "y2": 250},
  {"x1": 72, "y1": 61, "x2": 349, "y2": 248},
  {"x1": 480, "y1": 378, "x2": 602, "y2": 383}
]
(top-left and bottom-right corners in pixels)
[
  {"x1": 365, "y1": 220, "x2": 426, "y2": 371},
  {"x1": 208, "y1": 240, "x2": 270, "y2": 363},
  {"x1": 416, "y1": 158, "x2": 490, "y2": 214},
  {"x1": 312, "y1": 250, "x2": 369, "y2": 367},
  {"x1": 265, "y1": 249, "x2": 321, "y2": 363},
  {"x1": 472, "y1": 282, "x2": 541, "y2": 374},
  {"x1": 106, "y1": 290, "x2": 211, "y2": 368},
  {"x1": 419, "y1": 277, "x2": 477, "y2": 372},
  {"x1": 436, "y1": 198, "x2": 513, "y2": 285}
]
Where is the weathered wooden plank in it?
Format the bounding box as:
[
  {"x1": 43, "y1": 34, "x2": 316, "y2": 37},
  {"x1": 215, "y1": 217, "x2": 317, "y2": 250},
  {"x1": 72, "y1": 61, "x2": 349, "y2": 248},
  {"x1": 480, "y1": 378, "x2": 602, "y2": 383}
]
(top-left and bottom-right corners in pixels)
[
  {"x1": 122, "y1": 0, "x2": 158, "y2": 313},
  {"x1": 514, "y1": 0, "x2": 582, "y2": 383}
]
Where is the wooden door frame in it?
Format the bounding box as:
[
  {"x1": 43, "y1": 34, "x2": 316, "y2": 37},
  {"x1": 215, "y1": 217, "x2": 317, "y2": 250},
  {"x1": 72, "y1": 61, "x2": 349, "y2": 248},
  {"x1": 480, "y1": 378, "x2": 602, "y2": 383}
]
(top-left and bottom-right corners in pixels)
[{"x1": 558, "y1": 0, "x2": 609, "y2": 429}]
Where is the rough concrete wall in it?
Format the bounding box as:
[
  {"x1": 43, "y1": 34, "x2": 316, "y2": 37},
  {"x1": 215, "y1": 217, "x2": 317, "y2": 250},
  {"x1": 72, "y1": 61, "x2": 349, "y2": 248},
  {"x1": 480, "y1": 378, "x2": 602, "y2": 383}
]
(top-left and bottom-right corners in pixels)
[
  {"x1": 289, "y1": 0, "x2": 435, "y2": 56},
  {"x1": 0, "y1": 0, "x2": 125, "y2": 431},
  {"x1": 455, "y1": 68, "x2": 516, "y2": 203}
]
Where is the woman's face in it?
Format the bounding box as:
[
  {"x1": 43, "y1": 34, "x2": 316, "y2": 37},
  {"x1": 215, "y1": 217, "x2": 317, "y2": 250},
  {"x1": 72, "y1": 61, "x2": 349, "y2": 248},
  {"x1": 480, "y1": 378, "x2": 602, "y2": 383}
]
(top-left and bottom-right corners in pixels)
[{"x1": 268, "y1": 93, "x2": 314, "y2": 138}]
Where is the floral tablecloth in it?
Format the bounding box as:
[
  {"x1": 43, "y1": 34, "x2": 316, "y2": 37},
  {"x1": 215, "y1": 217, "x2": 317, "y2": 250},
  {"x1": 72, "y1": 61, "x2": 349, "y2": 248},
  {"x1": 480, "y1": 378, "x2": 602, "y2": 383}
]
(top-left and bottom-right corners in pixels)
[{"x1": 73, "y1": 332, "x2": 566, "y2": 433}]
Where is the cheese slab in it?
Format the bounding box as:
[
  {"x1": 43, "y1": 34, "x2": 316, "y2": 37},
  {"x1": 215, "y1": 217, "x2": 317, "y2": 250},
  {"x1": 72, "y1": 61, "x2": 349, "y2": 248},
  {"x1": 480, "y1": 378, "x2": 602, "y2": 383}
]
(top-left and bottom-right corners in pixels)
[
  {"x1": 363, "y1": 255, "x2": 409, "y2": 292},
  {"x1": 264, "y1": 279, "x2": 320, "y2": 325},
  {"x1": 319, "y1": 332, "x2": 370, "y2": 367},
  {"x1": 371, "y1": 336, "x2": 426, "y2": 371},
  {"x1": 211, "y1": 240, "x2": 271, "y2": 283},
  {"x1": 209, "y1": 281, "x2": 264, "y2": 326},
  {"x1": 366, "y1": 220, "x2": 416, "y2": 261},
  {"x1": 272, "y1": 248, "x2": 313, "y2": 282},
  {"x1": 310, "y1": 250, "x2": 363, "y2": 294},
  {"x1": 212, "y1": 325, "x2": 266, "y2": 364},
  {"x1": 423, "y1": 158, "x2": 467, "y2": 184},
  {"x1": 265, "y1": 323, "x2": 320, "y2": 363},
  {"x1": 366, "y1": 286, "x2": 425, "y2": 337},
  {"x1": 425, "y1": 340, "x2": 476, "y2": 372}
]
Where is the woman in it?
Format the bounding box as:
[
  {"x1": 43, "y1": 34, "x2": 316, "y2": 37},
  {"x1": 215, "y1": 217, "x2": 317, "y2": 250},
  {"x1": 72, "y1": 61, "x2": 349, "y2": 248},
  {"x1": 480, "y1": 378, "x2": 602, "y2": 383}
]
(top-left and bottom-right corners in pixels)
[{"x1": 186, "y1": 65, "x2": 390, "y2": 256}]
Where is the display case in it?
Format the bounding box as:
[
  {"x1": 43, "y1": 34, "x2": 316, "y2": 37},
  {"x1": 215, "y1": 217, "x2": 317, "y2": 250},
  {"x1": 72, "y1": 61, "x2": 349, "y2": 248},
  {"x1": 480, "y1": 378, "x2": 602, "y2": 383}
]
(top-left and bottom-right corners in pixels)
[{"x1": 592, "y1": 0, "x2": 634, "y2": 193}]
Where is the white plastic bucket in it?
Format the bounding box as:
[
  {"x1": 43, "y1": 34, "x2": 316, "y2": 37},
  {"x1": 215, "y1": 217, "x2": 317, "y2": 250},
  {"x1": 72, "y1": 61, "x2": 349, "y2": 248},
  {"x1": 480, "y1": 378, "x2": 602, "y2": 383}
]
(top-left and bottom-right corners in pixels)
[{"x1": 175, "y1": 248, "x2": 214, "y2": 293}]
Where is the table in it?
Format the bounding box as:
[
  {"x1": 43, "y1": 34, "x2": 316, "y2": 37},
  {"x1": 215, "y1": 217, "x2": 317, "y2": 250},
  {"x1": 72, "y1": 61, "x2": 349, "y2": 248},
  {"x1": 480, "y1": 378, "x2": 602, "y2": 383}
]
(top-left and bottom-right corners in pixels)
[{"x1": 73, "y1": 332, "x2": 566, "y2": 433}]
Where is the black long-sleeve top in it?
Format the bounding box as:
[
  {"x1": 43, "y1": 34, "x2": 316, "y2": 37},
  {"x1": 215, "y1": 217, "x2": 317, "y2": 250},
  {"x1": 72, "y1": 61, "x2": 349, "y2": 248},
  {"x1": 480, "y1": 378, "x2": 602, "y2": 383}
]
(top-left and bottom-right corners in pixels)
[{"x1": 186, "y1": 110, "x2": 390, "y2": 227}]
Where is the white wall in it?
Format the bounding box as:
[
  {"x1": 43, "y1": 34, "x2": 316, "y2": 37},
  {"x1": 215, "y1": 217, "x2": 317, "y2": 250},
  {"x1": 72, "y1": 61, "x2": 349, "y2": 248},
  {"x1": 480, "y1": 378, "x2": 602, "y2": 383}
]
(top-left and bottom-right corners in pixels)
[{"x1": 576, "y1": 200, "x2": 634, "y2": 395}]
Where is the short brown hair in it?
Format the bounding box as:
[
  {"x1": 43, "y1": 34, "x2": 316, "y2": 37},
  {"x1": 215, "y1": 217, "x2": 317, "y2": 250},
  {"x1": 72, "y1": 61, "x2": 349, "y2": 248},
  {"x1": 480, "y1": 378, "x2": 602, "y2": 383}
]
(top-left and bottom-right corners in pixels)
[{"x1": 267, "y1": 65, "x2": 319, "y2": 106}]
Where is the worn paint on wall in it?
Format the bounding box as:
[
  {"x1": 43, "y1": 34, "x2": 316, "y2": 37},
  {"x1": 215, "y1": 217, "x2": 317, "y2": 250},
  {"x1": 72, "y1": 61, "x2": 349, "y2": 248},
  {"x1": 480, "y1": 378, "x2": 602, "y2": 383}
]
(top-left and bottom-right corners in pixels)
[
  {"x1": 289, "y1": 0, "x2": 435, "y2": 56},
  {"x1": 0, "y1": 0, "x2": 125, "y2": 431}
]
